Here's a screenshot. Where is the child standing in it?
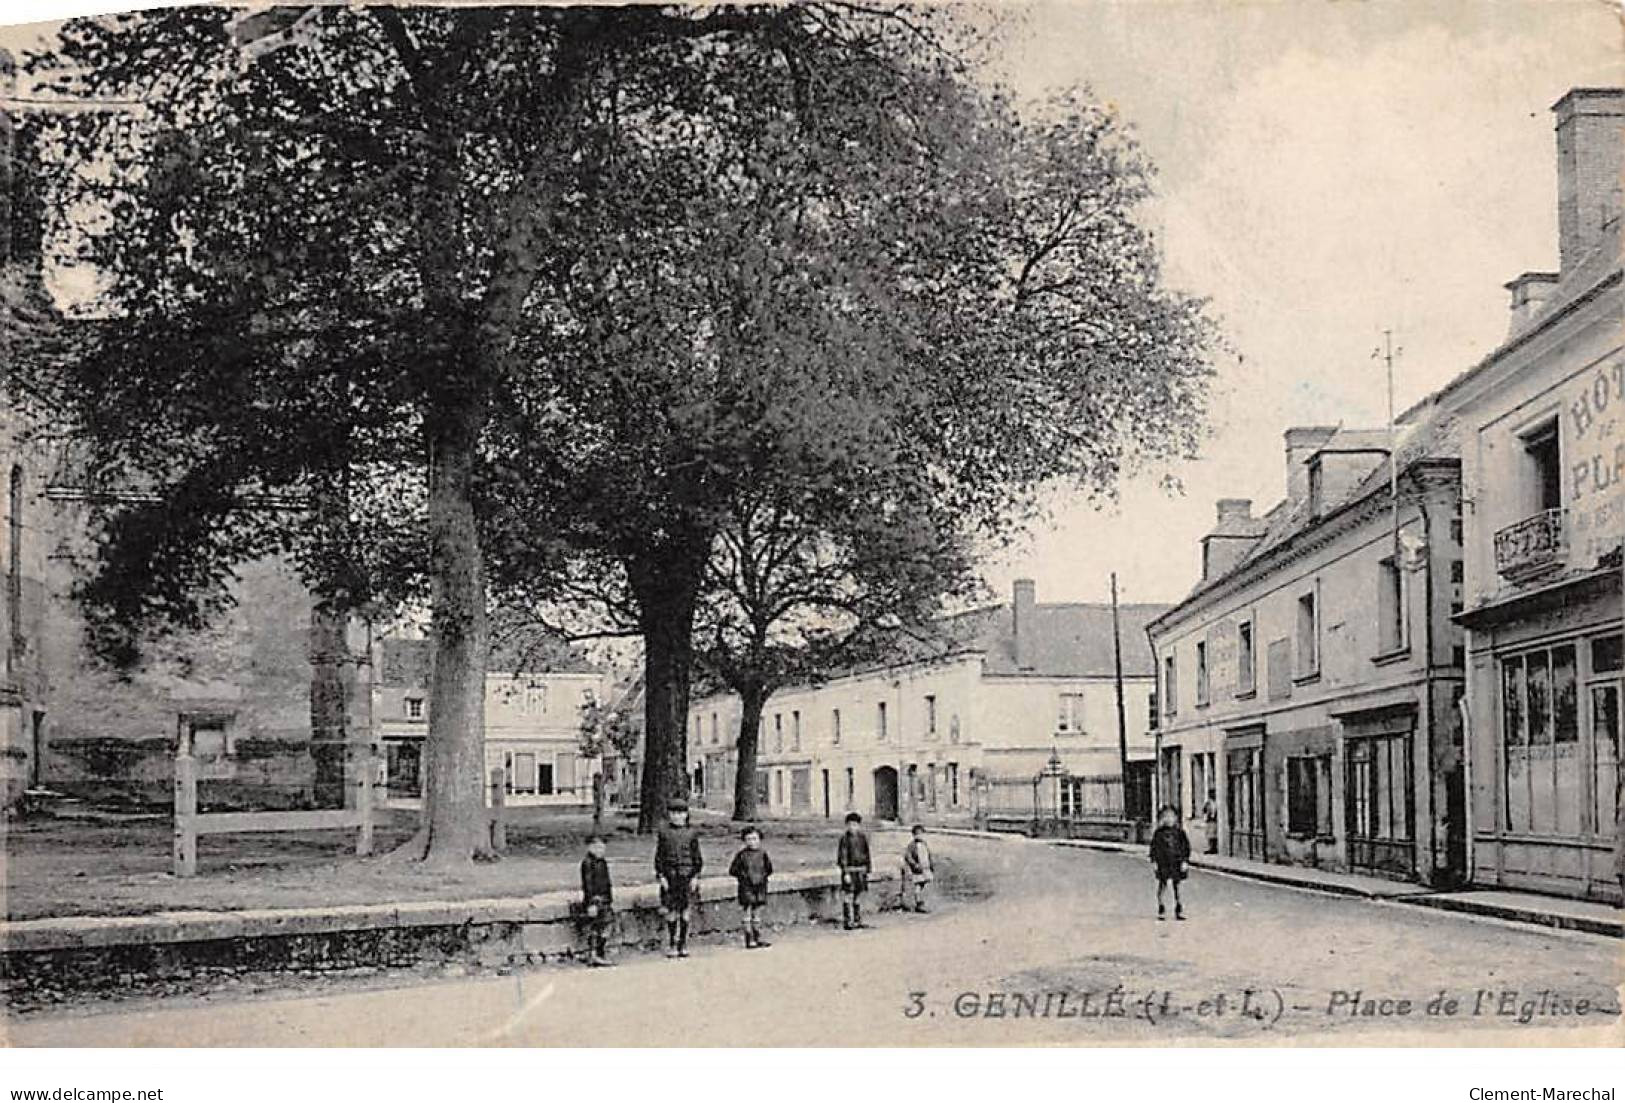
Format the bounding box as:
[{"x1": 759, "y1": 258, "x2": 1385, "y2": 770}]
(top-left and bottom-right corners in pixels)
[
  {"x1": 654, "y1": 798, "x2": 703, "y2": 958},
  {"x1": 902, "y1": 824, "x2": 934, "y2": 913},
  {"x1": 1149, "y1": 803, "x2": 1192, "y2": 921},
  {"x1": 578, "y1": 834, "x2": 615, "y2": 967},
  {"x1": 837, "y1": 811, "x2": 872, "y2": 930},
  {"x1": 727, "y1": 825, "x2": 774, "y2": 949}
]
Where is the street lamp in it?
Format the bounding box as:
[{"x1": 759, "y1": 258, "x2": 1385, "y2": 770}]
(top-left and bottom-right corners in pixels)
[{"x1": 1035, "y1": 746, "x2": 1068, "y2": 837}]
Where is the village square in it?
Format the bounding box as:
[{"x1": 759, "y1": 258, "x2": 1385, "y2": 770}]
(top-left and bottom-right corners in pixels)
[{"x1": 0, "y1": 2, "x2": 1620, "y2": 1051}]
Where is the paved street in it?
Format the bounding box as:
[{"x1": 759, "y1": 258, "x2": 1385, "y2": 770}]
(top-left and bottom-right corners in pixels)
[{"x1": 8, "y1": 834, "x2": 1621, "y2": 1046}]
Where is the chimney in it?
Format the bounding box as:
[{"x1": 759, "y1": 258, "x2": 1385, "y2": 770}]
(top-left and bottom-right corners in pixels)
[
  {"x1": 1554, "y1": 88, "x2": 1625, "y2": 275},
  {"x1": 1503, "y1": 272, "x2": 1561, "y2": 337},
  {"x1": 1201, "y1": 499, "x2": 1264, "y2": 582},
  {"x1": 1284, "y1": 427, "x2": 1338, "y2": 503},
  {"x1": 1011, "y1": 578, "x2": 1036, "y2": 670}
]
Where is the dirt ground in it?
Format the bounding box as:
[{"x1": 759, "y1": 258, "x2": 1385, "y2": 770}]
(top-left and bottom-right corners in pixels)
[{"x1": 1, "y1": 811, "x2": 878, "y2": 920}]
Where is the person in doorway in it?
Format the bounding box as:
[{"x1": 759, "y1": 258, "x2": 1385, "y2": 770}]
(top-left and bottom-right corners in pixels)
[
  {"x1": 1202, "y1": 789, "x2": 1219, "y2": 854},
  {"x1": 728, "y1": 825, "x2": 773, "y2": 948},
  {"x1": 902, "y1": 824, "x2": 934, "y2": 913},
  {"x1": 655, "y1": 798, "x2": 703, "y2": 958},
  {"x1": 1150, "y1": 803, "x2": 1192, "y2": 921},
  {"x1": 579, "y1": 834, "x2": 615, "y2": 967},
  {"x1": 837, "y1": 811, "x2": 872, "y2": 930}
]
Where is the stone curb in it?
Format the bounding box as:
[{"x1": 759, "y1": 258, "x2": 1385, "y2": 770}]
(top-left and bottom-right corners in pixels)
[{"x1": 1, "y1": 867, "x2": 885, "y2": 955}]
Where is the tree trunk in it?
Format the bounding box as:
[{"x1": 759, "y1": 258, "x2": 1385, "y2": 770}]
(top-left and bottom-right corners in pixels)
[
  {"x1": 409, "y1": 403, "x2": 494, "y2": 866},
  {"x1": 731, "y1": 682, "x2": 767, "y2": 822},
  {"x1": 631, "y1": 549, "x2": 705, "y2": 834}
]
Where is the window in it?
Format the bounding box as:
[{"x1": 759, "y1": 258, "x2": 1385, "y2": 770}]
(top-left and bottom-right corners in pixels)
[
  {"x1": 1296, "y1": 589, "x2": 1319, "y2": 679},
  {"x1": 878, "y1": 701, "x2": 888, "y2": 740},
  {"x1": 1523, "y1": 421, "x2": 1562, "y2": 512},
  {"x1": 1450, "y1": 515, "x2": 1463, "y2": 545},
  {"x1": 1501, "y1": 644, "x2": 1584, "y2": 835},
  {"x1": 774, "y1": 769, "x2": 784, "y2": 806},
  {"x1": 1236, "y1": 619, "x2": 1255, "y2": 695},
  {"x1": 1377, "y1": 556, "x2": 1406, "y2": 654},
  {"x1": 792, "y1": 710, "x2": 801, "y2": 752},
  {"x1": 1589, "y1": 637, "x2": 1621, "y2": 842},
  {"x1": 774, "y1": 713, "x2": 783, "y2": 753},
  {"x1": 845, "y1": 767, "x2": 855, "y2": 807},
  {"x1": 924, "y1": 695, "x2": 937, "y2": 737},
  {"x1": 405, "y1": 696, "x2": 424, "y2": 720},
  {"x1": 948, "y1": 762, "x2": 960, "y2": 806},
  {"x1": 1195, "y1": 641, "x2": 1210, "y2": 706},
  {"x1": 1163, "y1": 655, "x2": 1178, "y2": 716},
  {"x1": 1147, "y1": 692, "x2": 1159, "y2": 730},
  {"x1": 755, "y1": 770, "x2": 769, "y2": 805},
  {"x1": 521, "y1": 683, "x2": 546, "y2": 715},
  {"x1": 510, "y1": 752, "x2": 537, "y2": 795},
  {"x1": 8, "y1": 464, "x2": 21, "y2": 658},
  {"x1": 1287, "y1": 754, "x2": 1333, "y2": 838},
  {"x1": 191, "y1": 723, "x2": 231, "y2": 762},
  {"x1": 1057, "y1": 692, "x2": 1086, "y2": 734},
  {"x1": 711, "y1": 712, "x2": 719, "y2": 745},
  {"x1": 1190, "y1": 753, "x2": 1206, "y2": 818},
  {"x1": 832, "y1": 708, "x2": 842, "y2": 745}
]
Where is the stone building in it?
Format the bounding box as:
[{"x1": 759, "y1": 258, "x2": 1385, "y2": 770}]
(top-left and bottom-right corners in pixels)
[
  {"x1": 1146, "y1": 416, "x2": 1467, "y2": 884},
  {"x1": 1448, "y1": 88, "x2": 1623, "y2": 902},
  {"x1": 373, "y1": 634, "x2": 609, "y2": 810},
  {"x1": 686, "y1": 581, "x2": 1165, "y2": 825}
]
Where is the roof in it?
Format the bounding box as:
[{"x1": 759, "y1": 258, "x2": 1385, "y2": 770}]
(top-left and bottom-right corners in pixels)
[
  {"x1": 1154, "y1": 400, "x2": 1461, "y2": 629},
  {"x1": 878, "y1": 599, "x2": 1167, "y2": 680},
  {"x1": 376, "y1": 626, "x2": 600, "y2": 688}
]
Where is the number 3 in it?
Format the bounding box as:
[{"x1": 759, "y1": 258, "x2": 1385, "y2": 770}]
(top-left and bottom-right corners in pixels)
[{"x1": 904, "y1": 992, "x2": 927, "y2": 1019}]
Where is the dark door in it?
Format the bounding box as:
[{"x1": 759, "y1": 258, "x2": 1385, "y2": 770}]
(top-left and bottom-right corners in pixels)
[
  {"x1": 1346, "y1": 733, "x2": 1415, "y2": 876},
  {"x1": 1227, "y1": 746, "x2": 1265, "y2": 860},
  {"x1": 873, "y1": 765, "x2": 899, "y2": 821}
]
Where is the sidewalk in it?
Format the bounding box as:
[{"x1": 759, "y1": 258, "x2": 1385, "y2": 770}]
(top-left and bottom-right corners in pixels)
[{"x1": 938, "y1": 826, "x2": 1624, "y2": 938}]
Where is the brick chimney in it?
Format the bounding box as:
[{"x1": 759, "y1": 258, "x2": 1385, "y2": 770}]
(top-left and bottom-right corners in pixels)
[
  {"x1": 1284, "y1": 427, "x2": 1338, "y2": 503},
  {"x1": 1505, "y1": 271, "x2": 1561, "y2": 337},
  {"x1": 1011, "y1": 578, "x2": 1036, "y2": 670},
  {"x1": 1554, "y1": 88, "x2": 1625, "y2": 275}
]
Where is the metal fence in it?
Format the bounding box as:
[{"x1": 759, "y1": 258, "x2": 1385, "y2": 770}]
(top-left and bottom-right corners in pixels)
[{"x1": 972, "y1": 770, "x2": 1136, "y2": 840}]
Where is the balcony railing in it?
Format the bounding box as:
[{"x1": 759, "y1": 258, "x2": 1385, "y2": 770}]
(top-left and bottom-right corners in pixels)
[{"x1": 1493, "y1": 508, "x2": 1567, "y2": 580}]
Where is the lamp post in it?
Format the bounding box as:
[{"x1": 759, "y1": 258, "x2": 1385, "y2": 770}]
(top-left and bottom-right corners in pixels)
[{"x1": 1036, "y1": 746, "x2": 1067, "y2": 837}]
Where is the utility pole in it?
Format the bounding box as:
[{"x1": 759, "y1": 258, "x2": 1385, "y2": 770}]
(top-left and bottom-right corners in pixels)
[
  {"x1": 1375, "y1": 329, "x2": 1402, "y2": 557},
  {"x1": 1110, "y1": 572, "x2": 1131, "y2": 819}
]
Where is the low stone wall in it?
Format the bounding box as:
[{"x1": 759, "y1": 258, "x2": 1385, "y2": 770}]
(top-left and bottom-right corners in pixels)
[{"x1": 0, "y1": 868, "x2": 894, "y2": 1006}]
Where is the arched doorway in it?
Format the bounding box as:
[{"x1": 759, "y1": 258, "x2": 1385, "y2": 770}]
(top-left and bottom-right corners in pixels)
[{"x1": 873, "y1": 765, "x2": 899, "y2": 821}]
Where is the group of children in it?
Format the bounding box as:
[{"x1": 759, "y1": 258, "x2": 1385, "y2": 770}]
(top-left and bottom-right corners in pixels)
[{"x1": 576, "y1": 800, "x2": 938, "y2": 966}]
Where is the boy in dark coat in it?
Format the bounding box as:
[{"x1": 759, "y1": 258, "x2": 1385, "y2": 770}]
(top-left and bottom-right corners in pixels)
[
  {"x1": 579, "y1": 835, "x2": 615, "y2": 967},
  {"x1": 837, "y1": 811, "x2": 872, "y2": 930},
  {"x1": 727, "y1": 825, "x2": 773, "y2": 949},
  {"x1": 655, "y1": 798, "x2": 703, "y2": 958},
  {"x1": 902, "y1": 824, "x2": 934, "y2": 913},
  {"x1": 1149, "y1": 803, "x2": 1192, "y2": 920}
]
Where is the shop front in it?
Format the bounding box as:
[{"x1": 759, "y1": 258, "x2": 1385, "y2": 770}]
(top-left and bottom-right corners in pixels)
[{"x1": 1463, "y1": 576, "x2": 1622, "y2": 901}]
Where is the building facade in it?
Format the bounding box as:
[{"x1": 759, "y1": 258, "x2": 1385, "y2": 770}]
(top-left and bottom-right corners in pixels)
[
  {"x1": 1449, "y1": 89, "x2": 1623, "y2": 902},
  {"x1": 686, "y1": 582, "x2": 1165, "y2": 825},
  {"x1": 1147, "y1": 416, "x2": 1467, "y2": 885},
  {"x1": 374, "y1": 636, "x2": 609, "y2": 809}
]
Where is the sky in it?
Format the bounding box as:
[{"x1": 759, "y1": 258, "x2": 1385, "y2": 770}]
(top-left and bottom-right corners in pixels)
[{"x1": 4, "y1": 1, "x2": 1622, "y2": 614}]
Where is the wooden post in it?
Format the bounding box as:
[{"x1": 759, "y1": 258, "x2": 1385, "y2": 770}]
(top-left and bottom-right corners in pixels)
[
  {"x1": 173, "y1": 719, "x2": 198, "y2": 878},
  {"x1": 489, "y1": 766, "x2": 506, "y2": 853},
  {"x1": 355, "y1": 744, "x2": 374, "y2": 858}
]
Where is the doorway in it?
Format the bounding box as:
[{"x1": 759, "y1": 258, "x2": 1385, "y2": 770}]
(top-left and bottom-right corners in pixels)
[
  {"x1": 30, "y1": 710, "x2": 45, "y2": 787},
  {"x1": 873, "y1": 765, "x2": 899, "y2": 821},
  {"x1": 821, "y1": 769, "x2": 830, "y2": 818}
]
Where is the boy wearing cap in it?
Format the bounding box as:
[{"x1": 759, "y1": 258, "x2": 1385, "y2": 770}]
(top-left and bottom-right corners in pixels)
[
  {"x1": 579, "y1": 834, "x2": 615, "y2": 967},
  {"x1": 837, "y1": 811, "x2": 872, "y2": 930},
  {"x1": 655, "y1": 797, "x2": 703, "y2": 958}
]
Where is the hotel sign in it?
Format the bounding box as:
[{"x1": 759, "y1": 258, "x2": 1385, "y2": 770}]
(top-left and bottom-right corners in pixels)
[{"x1": 1566, "y1": 354, "x2": 1625, "y2": 565}]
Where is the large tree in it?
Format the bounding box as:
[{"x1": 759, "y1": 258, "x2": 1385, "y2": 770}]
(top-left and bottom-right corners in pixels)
[{"x1": 11, "y1": 4, "x2": 896, "y2": 859}]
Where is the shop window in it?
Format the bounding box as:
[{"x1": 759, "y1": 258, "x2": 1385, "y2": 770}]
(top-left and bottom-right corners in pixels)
[{"x1": 1502, "y1": 644, "x2": 1584, "y2": 835}]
